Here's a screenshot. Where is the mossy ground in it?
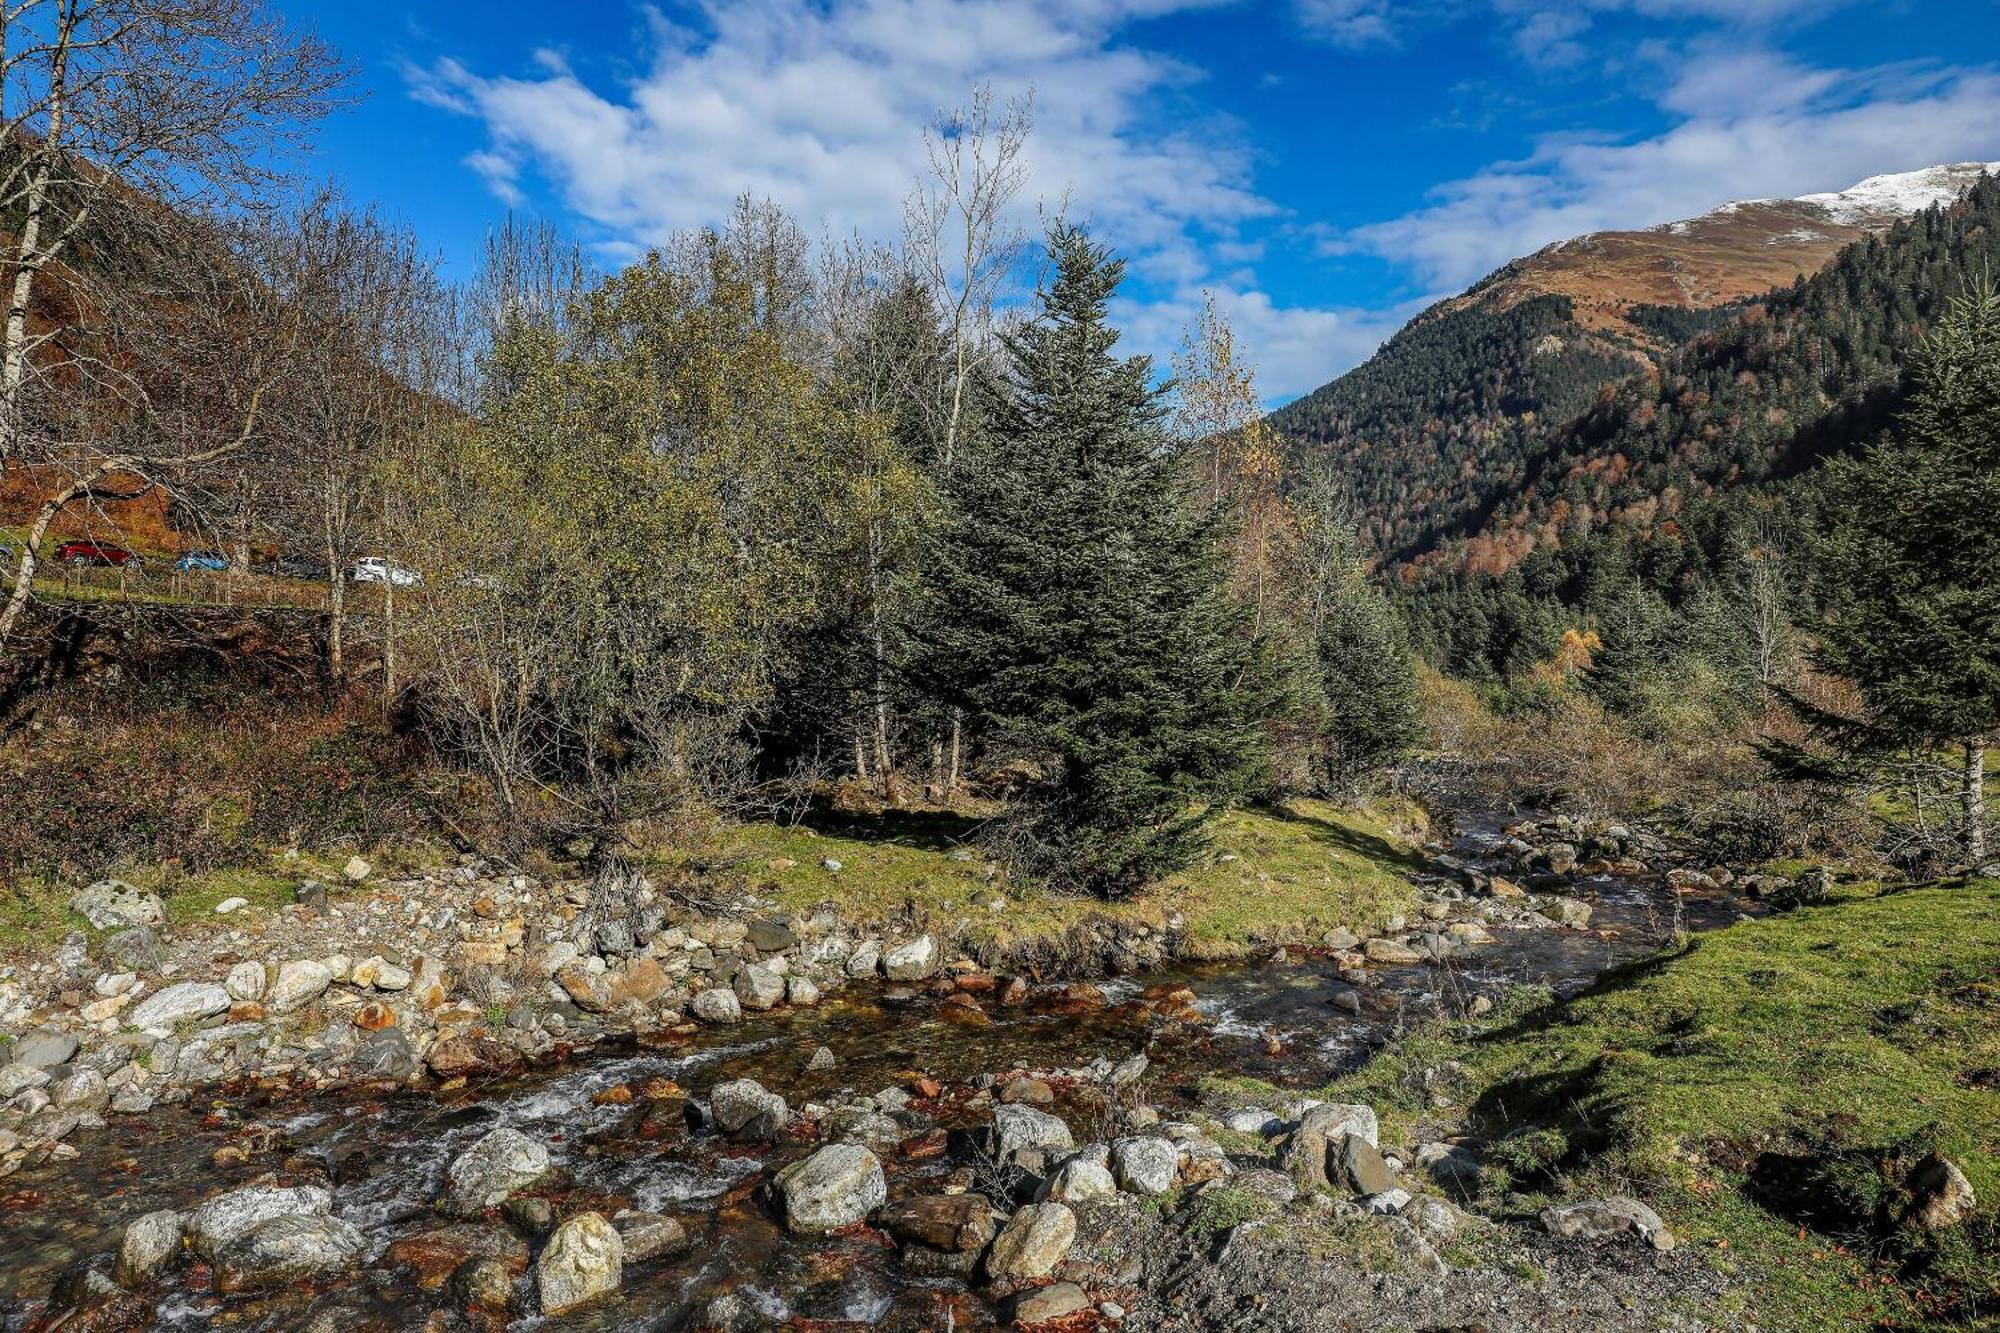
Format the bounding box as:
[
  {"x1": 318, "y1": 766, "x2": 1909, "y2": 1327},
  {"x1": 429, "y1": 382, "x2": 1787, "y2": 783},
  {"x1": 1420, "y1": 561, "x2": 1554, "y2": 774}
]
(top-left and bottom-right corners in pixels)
[
  {"x1": 647, "y1": 797, "x2": 1428, "y2": 964},
  {"x1": 1222, "y1": 880, "x2": 2000, "y2": 1331}
]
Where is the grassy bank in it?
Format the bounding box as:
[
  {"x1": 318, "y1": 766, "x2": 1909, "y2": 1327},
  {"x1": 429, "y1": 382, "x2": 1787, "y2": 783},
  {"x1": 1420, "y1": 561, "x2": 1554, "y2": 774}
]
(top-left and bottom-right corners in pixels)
[
  {"x1": 1222, "y1": 879, "x2": 2000, "y2": 1330},
  {"x1": 649, "y1": 797, "x2": 1429, "y2": 966}
]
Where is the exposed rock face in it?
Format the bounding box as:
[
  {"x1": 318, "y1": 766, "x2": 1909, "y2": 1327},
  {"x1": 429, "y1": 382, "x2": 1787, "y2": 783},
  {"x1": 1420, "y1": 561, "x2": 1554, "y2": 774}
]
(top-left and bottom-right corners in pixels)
[
  {"x1": 185, "y1": 1184, "x2": 334, "y2": 1259},
  {"x1": 772, "y1": 1144, "x2": 887, "y2": 1235},
  {"x1": 1112, "y1": 1136, "x2": 1179, "y2": 1196},
  {"x1": 114, "y1": 1210, "x2": 184, "y2": 1287},
  {"x1": 128, "y1": 983, "x2": 231, "y2": 1031},
  {"x1": 537, "y1": 1212, "x2": 624, "y2": 1315},
  {"x1": 215, "y1": 1214, "x2": 366, "y2": 1293},
  {"x1": 880, "y1": 1195, "x2": 997, "y2": 1252},
  {"x1": 70, "y1": 880, "x2": 166, "y2": 931},
  {"x1": 984, "y1": 1202, "x2": 1076, "y2": 1280},
  {"x1": 881, "y1": 934, "x2": 938, "y2": 981},
  {"x1": 440, "y1": 1127, "x2": 552, "y2": 1217},
  {"x1": 1541, "y1": 1196, "x2": 1675, "y2": 1250}
]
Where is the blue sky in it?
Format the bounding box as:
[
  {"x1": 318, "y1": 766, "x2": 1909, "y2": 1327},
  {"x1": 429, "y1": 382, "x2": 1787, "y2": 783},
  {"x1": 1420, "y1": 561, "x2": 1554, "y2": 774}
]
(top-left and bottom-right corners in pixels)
[{"x1": 276, "y1": 0, "x2": 2000, "y2": 401}]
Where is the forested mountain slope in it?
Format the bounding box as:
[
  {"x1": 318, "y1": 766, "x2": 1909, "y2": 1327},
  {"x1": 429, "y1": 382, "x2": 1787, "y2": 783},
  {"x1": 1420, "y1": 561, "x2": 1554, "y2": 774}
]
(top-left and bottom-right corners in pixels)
[
  {"x1": 1273, "y1": 164, "x2": 1998, "y2": 576},
  {"x1": 1276, "y1": 168, "x2": 2000, "y2": 676}
]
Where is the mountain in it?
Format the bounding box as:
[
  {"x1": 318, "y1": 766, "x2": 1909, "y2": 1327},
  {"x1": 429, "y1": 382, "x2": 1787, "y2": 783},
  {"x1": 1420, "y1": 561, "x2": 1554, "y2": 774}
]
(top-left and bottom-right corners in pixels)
[
  {"x1": 1438, "y1": 163, "x2": 2000, "y2": 351},
  {"x1": 1273, "y1": 163, "x2": 2000, "y2": 583}
]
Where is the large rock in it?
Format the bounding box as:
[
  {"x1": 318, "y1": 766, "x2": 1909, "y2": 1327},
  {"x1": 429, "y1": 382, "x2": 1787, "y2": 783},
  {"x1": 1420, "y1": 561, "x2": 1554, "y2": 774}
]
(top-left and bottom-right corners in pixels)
[
  {"x1": 612, "y1": 1209, "x2": 689, "y2": 1263},
  {"x1": 984, "y1": 1202, "x2": 1076, "y2": 1281},
  {"x1": 1111, "y1": 1136, "x2": 1179, "y2": 1196},
  {"x1": 772, "y1": 1144, "x2": 887, "y2": 1235},
  {"x1": 114, "y1": 1210, "x2": 184, "y2": 1287},
  {"x1": 224, "y1": 962, "x2": 266, "y2": 1002},
  {"x1": 1541, "y1": 1196, "x2": 1675, "y2": 1251},
  {"x1": 70, "y1": 880, "x2": 165, "y2": 931},
  {"x1": 102, "y1": 926, "x2": 166, "y2": 972},
  {"x1": 733, "y1": 963, "x2": 786, "y2": 1010},
  {"x1": 1337, "y1": 1133, "x2": 1398, "y2": 1197},
  {"x1": 128, "y1": 982, "x2": 231, "y2": 1032},
  {"x1": 1038, "y1": 1156, "x2": 1117, "y2": 1203},
  {"x1": 12, "y1": 1030, "x2": 78, "y2": 1070},
  {"x1": 709, "y1": 1078, "x2": 787, "y2": 1136},
  {"x1": 690, "y1": 988, "x2": 741, "y2": 1024},
  {"x1": 1907, "y1": 1154, "x2": 1978, "y2": 1232},
  {"x1": 1299, "y1": 1102, "x2": 1378, "y2": 1148},
  {"x1": 267, "y1": 960, "x2": 334, "y2": 1014},
  {"x1": 186, "y1": 1183, "x2": 333, "y2": 1259},
  {"x1": 991, "y1": 1104, "x2": 1074, "y2": 1162},
  {"x1": 537, "y1": 1212, "x2": 624, "y2": 1316},
  {"x1": 879, "y1": 1195, "x2": 997, "y2": 1252},
  {"x1": 1539, "y1": 896, "x2": 1594, "y2": 929},
  {"x1": 880, "y1": 934, "x2": 938, "y2": 981},
  {"x1": 1009, "y1": 1282, "x2": 1090, "y2": 1325},
  {"x1": 440, "y1": 1127, "x2": 552, "y2": 1217},
  {"x1": 49, "y1": 1065, "x2": 109, "y2": 1112},
  {"x1": 215, "y1": 1214, "x2": 366, "y2": 1293}
]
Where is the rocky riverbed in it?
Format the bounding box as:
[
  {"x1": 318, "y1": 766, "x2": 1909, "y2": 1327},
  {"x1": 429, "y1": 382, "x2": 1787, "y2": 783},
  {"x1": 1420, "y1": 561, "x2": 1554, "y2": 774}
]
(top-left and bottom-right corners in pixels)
[{"x1": 0, "y1": 812, "x2": 1800, "y2": 1330}]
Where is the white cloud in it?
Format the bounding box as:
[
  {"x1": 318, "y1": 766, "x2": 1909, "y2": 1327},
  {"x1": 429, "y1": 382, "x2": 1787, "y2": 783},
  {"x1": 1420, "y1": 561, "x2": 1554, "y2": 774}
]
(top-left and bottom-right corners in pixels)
[
  {"x1": 411, "y1": 0, "x2": 1376, "y2": 403},
  {"x1": 1343, "y1": 54, "x2": 2000, "y2": 292},
  {"x1": 412, "y1": 0, "x2": 1268, "y2": 269}
]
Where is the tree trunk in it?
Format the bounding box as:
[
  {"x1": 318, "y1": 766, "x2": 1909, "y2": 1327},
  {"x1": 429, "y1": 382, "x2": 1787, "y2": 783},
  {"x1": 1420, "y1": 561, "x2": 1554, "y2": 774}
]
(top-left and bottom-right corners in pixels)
[
  {"x1": 1964, "y1": 740, "x2": 1986, "y2": 867},
  {"x1": 326, "y1": 557, "x2": 345, "y2": 681}
]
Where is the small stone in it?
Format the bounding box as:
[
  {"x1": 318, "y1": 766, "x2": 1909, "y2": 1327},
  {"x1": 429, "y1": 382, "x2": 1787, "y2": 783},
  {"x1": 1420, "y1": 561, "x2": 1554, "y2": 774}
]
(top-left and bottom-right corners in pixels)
[
  {"x1": 12, "y1": 1031, "x2": 79, "y2": 1070},
  {"x1": 1907, "y1": 1154, "x2": 1977, "y2": 1232},
  {"x1": 806, "y1": 1045, "x2": 837, "y2": 1072},
  {"x1": 1336, "y1": 1133, "x2": 1397, "y2": 1196},
  {"x1": 1038, "y1": 1156, "x2": 1117, "y2": 1203},
  {"x1": 879, "y1": 1195, "x2": 997, "y2": 1252},
  {"x1": 991, "y1": 1105, "x2": 1074, "y2": 1162},
  {"x1": 342, "y1": 856, "x2": 372, "y2": 883},
  {"x1": 786, "y1": 975, "x2": 821, "y2": 1006},
  {"x1": 70, "y1": 880, "x2": 165, "y2": 931},
  {"x1": 213, "y1": 897, "x2": 248, "y2": 915}
]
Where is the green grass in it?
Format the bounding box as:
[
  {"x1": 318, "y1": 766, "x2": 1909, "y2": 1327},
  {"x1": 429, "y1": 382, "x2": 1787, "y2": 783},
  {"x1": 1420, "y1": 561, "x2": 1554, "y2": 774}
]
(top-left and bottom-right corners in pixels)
[
  {"x1": 647, "y1": 797, "x2": 1426, "y2": 964},
  {"x1": 1294, "y1": 880, "x2": 2000, "y2": 1331}
]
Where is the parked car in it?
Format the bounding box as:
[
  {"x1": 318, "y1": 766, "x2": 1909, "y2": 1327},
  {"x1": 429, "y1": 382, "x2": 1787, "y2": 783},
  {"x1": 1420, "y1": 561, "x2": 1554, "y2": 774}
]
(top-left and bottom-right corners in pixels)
[
  {"x1": 351, "y1": 555, "x2": 421, "y2": 586},
  {"x1": 175, "y1": 550, "x2": 229, "y2": 573},
  {"x1": 54, "y1": 540, "x2": 142, "y2": 569},
  {"x1": 259, "y1": 554, "x2": 331, "y2": 581}
]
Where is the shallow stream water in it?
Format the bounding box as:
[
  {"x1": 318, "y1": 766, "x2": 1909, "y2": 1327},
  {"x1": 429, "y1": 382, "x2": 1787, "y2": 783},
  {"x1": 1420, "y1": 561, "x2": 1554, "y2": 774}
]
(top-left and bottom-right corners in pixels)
[{"x1": 0, "y1": 818, "x2": 1755, "y2": 1331}]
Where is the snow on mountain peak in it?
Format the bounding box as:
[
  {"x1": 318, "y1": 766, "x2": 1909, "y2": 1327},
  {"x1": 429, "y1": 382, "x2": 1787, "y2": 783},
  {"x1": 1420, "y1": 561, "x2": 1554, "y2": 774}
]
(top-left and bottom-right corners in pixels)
[{"x1": 1769, "y1": 162, "x2": 2000, "y2": 227}]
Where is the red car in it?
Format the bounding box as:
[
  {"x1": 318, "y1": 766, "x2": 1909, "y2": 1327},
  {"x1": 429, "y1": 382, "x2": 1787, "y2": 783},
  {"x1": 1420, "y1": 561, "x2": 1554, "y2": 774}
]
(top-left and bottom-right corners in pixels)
[{"x1": 54, "y1": 540, "x2": 143, "y2": 569}]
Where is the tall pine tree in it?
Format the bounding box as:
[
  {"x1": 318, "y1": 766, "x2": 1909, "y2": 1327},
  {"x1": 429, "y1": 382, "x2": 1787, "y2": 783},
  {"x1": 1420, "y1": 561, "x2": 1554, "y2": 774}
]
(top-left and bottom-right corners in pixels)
[
  {"x1": 1812, "y1": 280, "x2": 2000, "y2": 865},
  {"x1": 921, "y1": 228, "x2": 1266, "y2": 894}
]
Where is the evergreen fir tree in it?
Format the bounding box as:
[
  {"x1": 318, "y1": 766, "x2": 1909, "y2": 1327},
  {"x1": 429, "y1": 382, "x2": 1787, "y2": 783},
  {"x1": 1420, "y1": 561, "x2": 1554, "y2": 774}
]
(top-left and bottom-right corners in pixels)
[
  {"x1": 1314, "y1": 585, "x2": 1422, "y2": 794},
  {"x1": 1810, "y1": 280, "x2": 2000, "y2": 864},
  {"x1": 920, "y1": 227, "x2": 1266, "y2": 894}
]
